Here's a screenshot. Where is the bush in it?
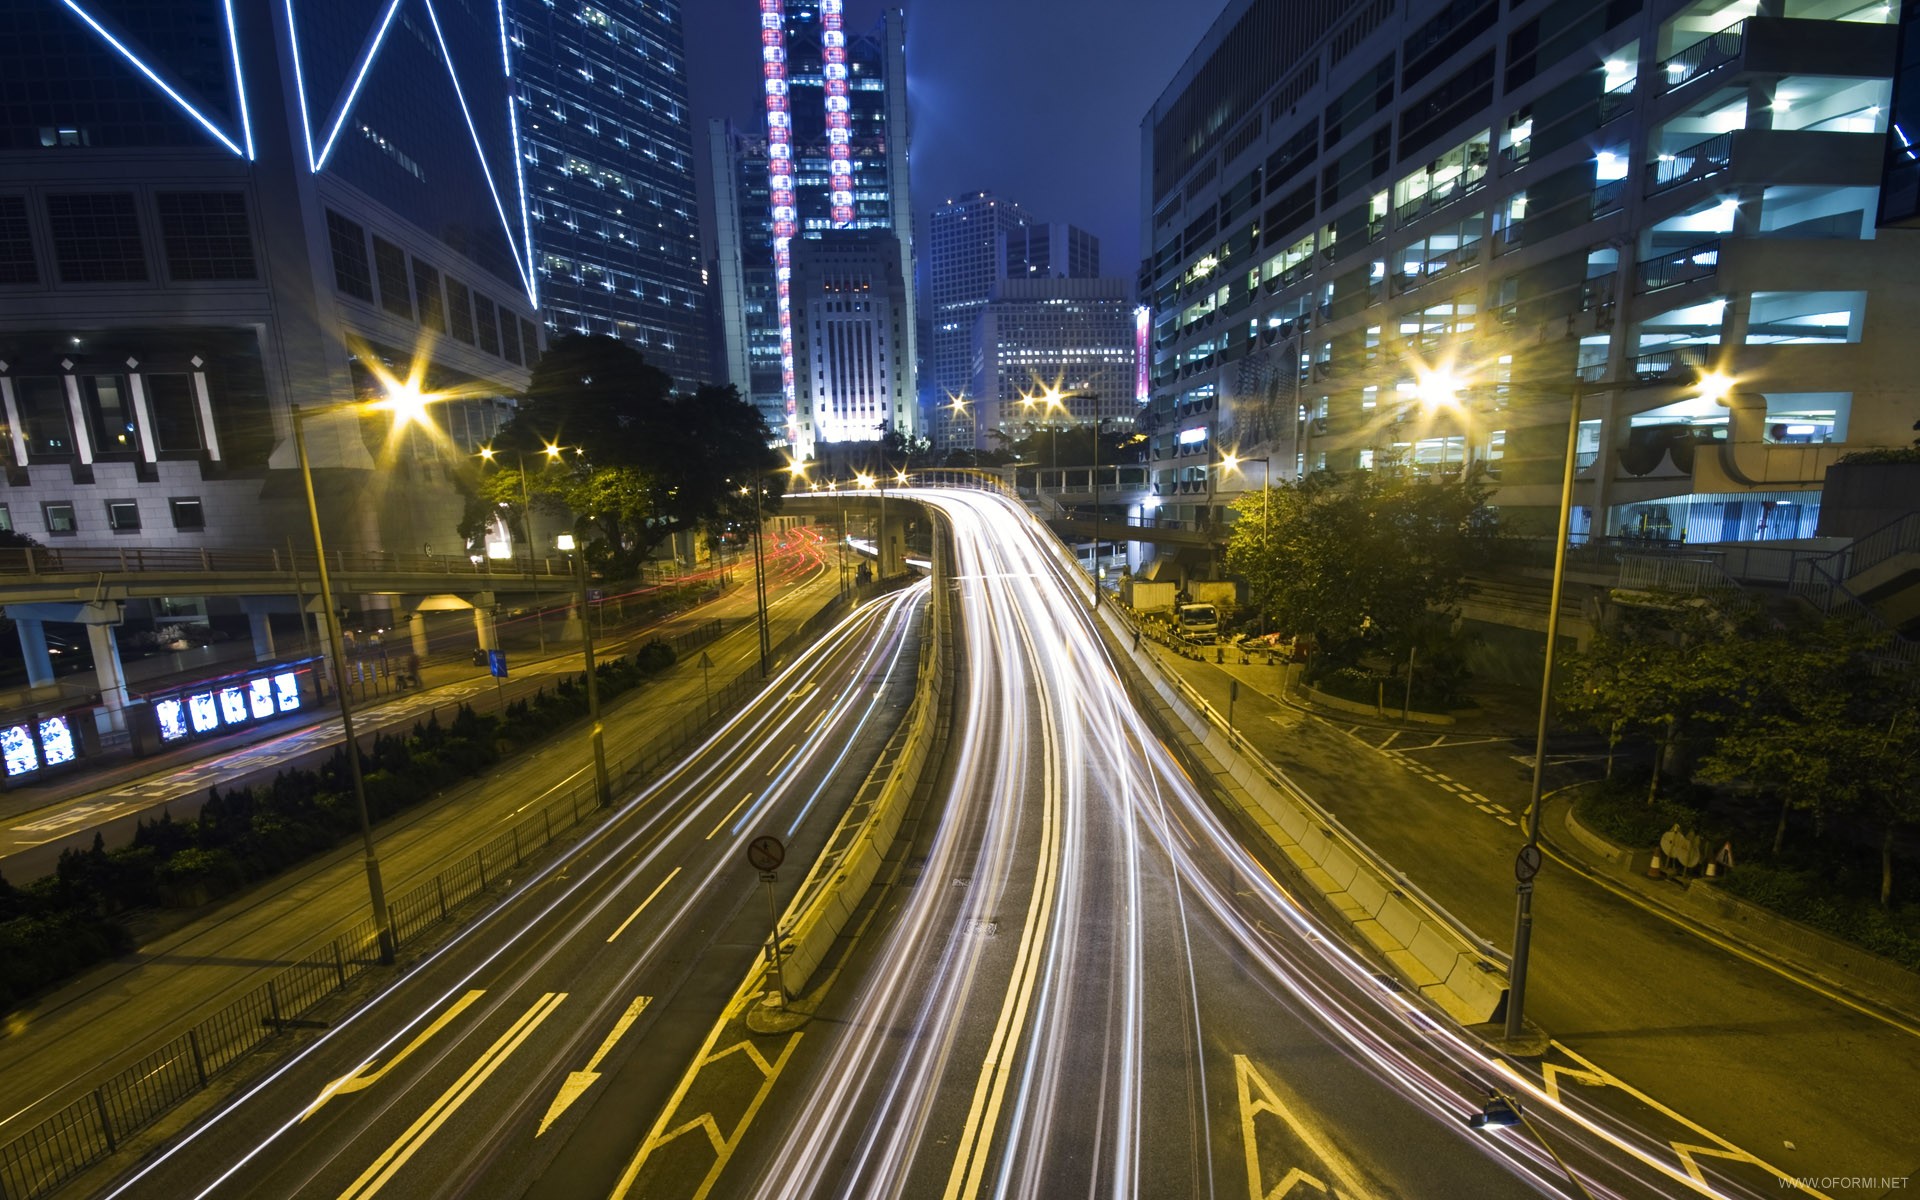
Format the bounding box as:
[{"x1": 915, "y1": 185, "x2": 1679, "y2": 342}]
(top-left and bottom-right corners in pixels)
[
  {"x1": 1721, "y1": 863, "x2": 1920, "y2": 971},
  {"x1": 1574, "y1": 776, "x2": 1712, "y2": 848}
]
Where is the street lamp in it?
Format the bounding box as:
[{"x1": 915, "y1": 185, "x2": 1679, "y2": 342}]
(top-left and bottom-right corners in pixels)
[
  {"x1": 478, "y1": 442, "x2": 568, "y2": 655},
  {"x1": 291, "y1": 398, "x2": 421, "y2": 964},
  {"x1": 1218, "y1": 453, "x2": 1272, "y2": 634},
  {"x1": 1499, "y1": 365, "x2": 1732, "y2": 1042},
  {"x1": 554, "y1": 531, "x2": 610, "y2": 806},
  {"x1": 741, "y1": 459, "x2": 805, "y2": 677}
]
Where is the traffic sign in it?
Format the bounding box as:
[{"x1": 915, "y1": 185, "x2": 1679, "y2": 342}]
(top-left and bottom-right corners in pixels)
[
  {"x1": 487, "y1": 650, "x2": 508, "y2": 679},
  {"x1": 746, "y1": 835, "x2": 785, "y2": 872},
  {"x1": 1514, "y1": 843, "x2": 1542, "y2": 883},
  {"x1": 697, "y1": 651, "x2": 715, "y2": 669}
]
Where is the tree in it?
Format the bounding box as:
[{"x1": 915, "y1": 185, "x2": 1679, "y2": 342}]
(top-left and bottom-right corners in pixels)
[
  {"x1": 478, "y1": 336, "x2": 781, "y2": 570},
  {"x1": 1223, "y1": 466, "x2": 1492, "y2": 666}
]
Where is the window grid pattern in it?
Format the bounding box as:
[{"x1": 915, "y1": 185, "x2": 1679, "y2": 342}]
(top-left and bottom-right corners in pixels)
[
  {"x1": 327, "y1": 211, "x2": 373, "y2": 301},
  {"x1": 372, "y1": 237, "x2": 413, "y2": 321},
  {"x1": 0, "y1": 196, "x2": 38, "y2": 284},
  {"x1": 46, "y1": 193, "x2": 147, "y2": 283},
  {"x1": 156, "y1": 192, "x2": 256, "y2": 281}
]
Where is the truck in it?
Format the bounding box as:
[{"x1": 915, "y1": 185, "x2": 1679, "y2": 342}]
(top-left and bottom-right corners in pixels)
[{"x1": 1175, "y1": 602, "x2": 1220, "y2": 644}]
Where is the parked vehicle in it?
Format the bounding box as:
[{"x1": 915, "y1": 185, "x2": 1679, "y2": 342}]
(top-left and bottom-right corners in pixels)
[{"x1": 1174, "y1": 602, "x2": 1219, "y2": 644}]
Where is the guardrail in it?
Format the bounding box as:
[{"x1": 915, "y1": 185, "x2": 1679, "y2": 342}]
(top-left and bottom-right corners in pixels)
[
  {"x1": 0, "y1": 595, "x2": 848, "y2": 1200},
  {"x1": 0, "y1": 545, "x2": 581, "y2": 581}
]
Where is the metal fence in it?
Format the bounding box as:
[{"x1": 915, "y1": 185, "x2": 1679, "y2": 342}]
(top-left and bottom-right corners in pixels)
[{"x1": 0, "y1": 598, "x2": 842, "y2": 1200}]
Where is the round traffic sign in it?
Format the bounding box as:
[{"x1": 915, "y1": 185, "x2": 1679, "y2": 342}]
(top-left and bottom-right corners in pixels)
[
  {"x1": 747, "y1": 835, "x2": 785, "y2": 872},
  {"x1": 1514, "y1": 843, "x2": 1543, "y2": 883}
]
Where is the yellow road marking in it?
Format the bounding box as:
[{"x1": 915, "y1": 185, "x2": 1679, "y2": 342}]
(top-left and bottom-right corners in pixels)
[
  {"x1": 706, "y1": 792, "x2": 756, "y2": 841},
  {"x1": 302, "y1": 990, "x2": 485, "y2": 1121},
  {"x1": 608, "y1": 1029, "x2": 803, "y2": 1200},
  {"x1": 942, "y1": 704, "x2": 1063, "y2": 1200},
  {"x1": 337, "y1": 991, "x2": 566, "y2": 1200},
  {"x1": 766, "y1": 743, "x2": 798, "y2": 775},
  {"x1": 536, "y1": 994, "x2": 652, "y2": 1136},
  {"x1": 1235, "y1": 1054, "x2": 1372, "y2": 1200},
  {"x1": 1497, "y1": 1046, "x2": 1830, "y2": 1198},
  {"x1": 608, "y1": 868, "x2": 682, "y2": 943}
]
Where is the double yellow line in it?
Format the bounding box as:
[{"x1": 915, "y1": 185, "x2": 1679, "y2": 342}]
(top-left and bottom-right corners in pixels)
[
  {"x1": 942, "y1": 690, "x2": 1064, "y2": 1199},
  {"x1": 336, "y1": 991, "x2": 568, "y2": 1200}
]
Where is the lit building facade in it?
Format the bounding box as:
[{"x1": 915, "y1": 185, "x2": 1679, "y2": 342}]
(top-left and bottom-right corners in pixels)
[
  {"x1": 513, "y1": 0, "x2": 708, "y2": 387},
  {"x1": 1145, "y1": 0, "x2": 1913, "y2": 544},
  {"x1": 0, "y1": 0, "x2": 537, "y2": 559},
  {"x1": 790, "y1": 231, "x2": 912, "y2": 446},
  {"x1": 927, "y1": 191, "x2": 1032, "y2": 411},
  {"x1": 1003, "y1": 221, "x2": 1102, "y2": 281},
  {"x1": 712, "y1": 0, "x2": 917, "y2": 459},
  {"x1": 968, "y1": 277, "x2": 1140, "y2": 453}
]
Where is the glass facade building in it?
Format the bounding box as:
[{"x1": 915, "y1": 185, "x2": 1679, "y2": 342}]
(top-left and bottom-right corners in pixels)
[
  {"x1": 513, "y1": 1, "x2": 708, "y2": 388},
  {"x1": 1146, "y1": 0, "x2": 1915, "y2": 545},
  {"x1": 711, "y1": 1, "x2": 916, "y2": 459}
]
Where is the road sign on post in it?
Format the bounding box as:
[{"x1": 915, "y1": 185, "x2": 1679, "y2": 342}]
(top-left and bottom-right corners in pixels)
[
  {"x1": 487, "y1": 650, "x2": 508, "y2": 679},
  {"x1": 746, "y1": 836, "x2": 789, "y2": 1003},
  {"x1": 1514, "y1": 844, "x2": 1542, "y2": 883}
]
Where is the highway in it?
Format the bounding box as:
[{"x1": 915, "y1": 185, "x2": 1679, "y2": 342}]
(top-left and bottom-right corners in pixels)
[
  {"x1": 639, "y1": 486, "x2": 1778, "y2": 1200},
  {"x1": 80, "y1": 577, "x2": 927, "y2": 1198}
]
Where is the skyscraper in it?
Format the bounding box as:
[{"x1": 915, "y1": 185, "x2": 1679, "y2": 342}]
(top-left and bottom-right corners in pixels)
[
  {"x1": 1002, "y1": 222, "x2": 1101, "y2": 281},
  {"x1": 969, "y1": 277, "x2": 1139, "y2": 453},
  {"x1": 927, "y1": 191, "x2": 1031, "y2": 407},
  {"x1": 513, "y1": 1, "x2": 709, "y2": 388},
  {"x1": 713, "y1": 1, "x2": 917, "y2": 460}
]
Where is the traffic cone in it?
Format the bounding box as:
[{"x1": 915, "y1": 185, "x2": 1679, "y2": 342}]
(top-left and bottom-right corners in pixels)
[
  {"x1": 1705, "y1": 860, "x2": 1720, "y2": 879},
  {"x1": 1647, "y1": 852, "x2": 1665, "y2": 879}
]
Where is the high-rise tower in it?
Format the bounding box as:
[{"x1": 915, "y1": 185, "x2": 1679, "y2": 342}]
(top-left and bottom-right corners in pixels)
[
  {"x1": 514, "y1": 1, "x2": 708, "y2": 388},
  {"x1": 715, "y1": 1, "x2": 916, "y2": 459}
]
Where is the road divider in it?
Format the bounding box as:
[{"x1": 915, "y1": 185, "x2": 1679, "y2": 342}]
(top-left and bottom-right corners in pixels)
[{"x1": 1101, "y1": 603, "x2": 1511, "y2": 1028}]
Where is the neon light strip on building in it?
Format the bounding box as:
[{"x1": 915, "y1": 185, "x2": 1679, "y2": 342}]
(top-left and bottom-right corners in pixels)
[
  {"x1": 821, "y1": 0, "x2": 852, "y2": 227},
  {"x1": 1135, "y1": 305, "x2": 1151, "y2": 406},
  {"x1": 761, "y1": 0, "x2": 798, "y2": 445}
]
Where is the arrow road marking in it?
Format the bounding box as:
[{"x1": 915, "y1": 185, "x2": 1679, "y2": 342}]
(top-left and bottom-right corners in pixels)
[
  {"x1": 537, "y1": 994, "x2": 652, "y2": 1136},
  {"x1": 339, "y1": 991, "x2": 567, "y2": 1200},
  {"x1": 303, "y1": 990, "x2": 485, "y2": 1121},
  {"x1": 1235, "y1": 1054, "x2": 1373, "y2": 1200}
]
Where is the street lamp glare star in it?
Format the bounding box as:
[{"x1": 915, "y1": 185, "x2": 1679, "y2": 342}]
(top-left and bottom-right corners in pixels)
[
  {"x1": 1695, "y1": 369, "x2": 1735, "y2": 403},
  {"x1": 1415, "y1": 366, "x2": 1464, "y2": 410}
]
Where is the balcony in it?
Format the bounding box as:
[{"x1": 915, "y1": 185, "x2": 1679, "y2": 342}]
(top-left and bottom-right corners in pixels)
[
  {"x1": 1580, "y1": 271, "x2": 1618, "y2": 313},
  {"x1": 1636, "y1": 239, "x2": 1719, "y2": 293},
  {"x1": 1658, "y1": 22, "x2": 1745, "y2": 94},
  {"x1": 1591, "y1": 180, "x2": 1626, "y2": 219},
  {"x1": 1646, "y1": 132, "x2": 1731, "y2": 196}
]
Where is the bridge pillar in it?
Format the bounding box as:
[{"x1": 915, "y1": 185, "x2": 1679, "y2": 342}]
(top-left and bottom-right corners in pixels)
[
  {"x1": 14, "y1": 618, "x2": 55, "y2": 688},
  {"x1": 246, "y1": 610, "x2": 276, "y2": 662},
  {"x1": 473, "y1": 607, "x2": 498, "y2": 652},
  {"x1": 408, "y1": 612, "x2": 429, "y2": 662},
  {"x1": 84, "y1": 621, "x2": 131, "y2": 733}
]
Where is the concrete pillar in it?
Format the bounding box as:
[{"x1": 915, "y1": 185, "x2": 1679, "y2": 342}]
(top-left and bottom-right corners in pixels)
[
  {"x1": 473, "y1": 607, "x2": 498, "y2": 651},
  {"x1": 15, "y1": 618, "x2": 54, "y2": 688},
  {"x1": 408, "y1": 612, "x2": 429, "y2": 660},
  {"x1": 86, "y1": 622, "x2": 131, "y2": 732},
  {"x1": 248, "y1": 610, "x2": 277, "y2": 662}
]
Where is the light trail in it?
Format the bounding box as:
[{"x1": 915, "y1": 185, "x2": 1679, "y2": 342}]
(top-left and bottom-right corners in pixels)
[
  {"x1": 100, "y1": 580, "x2": 925, "y2": 1200},
  {"x1": 743, "y1": 484, "x2": 1765, "y2": 1200}
]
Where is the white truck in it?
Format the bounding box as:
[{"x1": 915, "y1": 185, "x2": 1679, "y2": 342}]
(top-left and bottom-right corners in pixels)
[{"x1": 1175, "y1": 602, "x2": 1220, "y2": 644}]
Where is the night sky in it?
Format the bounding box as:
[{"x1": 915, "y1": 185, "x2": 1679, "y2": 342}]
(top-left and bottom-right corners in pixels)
[{"x1": 682, "y1": 0, "x2": 1227, "y2": 284}]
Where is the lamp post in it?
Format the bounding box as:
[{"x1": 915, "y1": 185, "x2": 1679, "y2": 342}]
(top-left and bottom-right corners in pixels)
[
  {"x1": 479, "y1": 443, "x2": 566, "y2": 654},
  {"x1": 291, "y1": 401, "x2": 397, "y2": 964},
  {"x1": 1219, "y1": 453, "x2": 1271, "y2": 634},
  {"x1": 742, "y1": 460, "x2": 804, "y2": 678},
  {"x1": 556, "y1": 531, "x2": 611, "y2": 806}
]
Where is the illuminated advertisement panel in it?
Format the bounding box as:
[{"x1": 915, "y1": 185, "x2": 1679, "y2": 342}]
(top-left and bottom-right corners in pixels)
[
  {"x1": 38, "y1": 716, "x2": 75, "y2": 767},
  {"x1": 157, "y1": 698, "x2": 190, "y2": 741},
  {"x1": 249, "y1": 678, "x2": 275, "y2": 719},
  {"x1": 188, "y1": 692, "x2": 220, "y2": 734},
  {"x1": 274, "y1": 672, "x2": 301, "y2": 712},
  {"x1": 2, "y1": 724, "x2": 38, "y2": 776},
  {"x1": 218, "y1": 687, "x2": 248, "y2": 725}
]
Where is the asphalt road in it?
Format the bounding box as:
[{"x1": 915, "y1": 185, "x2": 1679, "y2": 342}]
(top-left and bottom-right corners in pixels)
[
  {"x1": 90, "y1": 579, "x2": 929, "y2": 1199},
  {"x1": 1165, "y1": 649, "x2": 1920, "y2": 1193},
  {"x1": 633, "y1": 488, "x2": 1720, "y2": 1200},
  {"x1": 0, "y1": 532, "x2": 838, "y2": 1141}
]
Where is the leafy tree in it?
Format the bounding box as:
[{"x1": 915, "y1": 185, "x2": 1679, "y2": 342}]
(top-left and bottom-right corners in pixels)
[
  {"x1": 1224, "y1": 466, "x2": 1492, "y2": 666},
  {"x1": 473, "y1": 335, "x2": 781, "y2": 570}
]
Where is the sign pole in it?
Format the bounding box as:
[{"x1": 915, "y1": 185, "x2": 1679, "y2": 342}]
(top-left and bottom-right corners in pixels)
[{"x1": 746, "y1": 835, "x2": 788, "y2": 1004}]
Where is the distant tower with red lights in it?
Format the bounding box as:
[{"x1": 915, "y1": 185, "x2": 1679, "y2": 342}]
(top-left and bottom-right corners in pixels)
[{"x1": 714, "y1": 2, "x2": 918, "y2": 459}]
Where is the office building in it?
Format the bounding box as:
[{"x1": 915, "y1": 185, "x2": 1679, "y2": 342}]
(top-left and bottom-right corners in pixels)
[
  {"x1": 513, "y1": 1, "x2": 708, "y2": 388},
  {"x1": 927, "y1": 191, "x2": 1032, "y2": 410},
  {"x1": 0, "y1": 0, "x2": 538, "y2": 561},
  {"x1": 1145, "y1": 0, "x2": 1914, "y2": 544},
  {"x1": 1003, "y1": 221, "x2": 1101, "y2": 281},
  {"x1": 791, "y1": 231, "x2": 912, "y2": 447},
  {"x1": 712, "y1": 1, "x2": 917, "y2": 459},
  {"x1": 967, "y1": 277, "x2": 1140, "y2": 453}
]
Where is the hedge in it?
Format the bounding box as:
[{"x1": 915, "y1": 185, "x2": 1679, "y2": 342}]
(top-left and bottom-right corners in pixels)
[{"x1": 0, "y1": 640, "x2": 678, "y2": 1013}]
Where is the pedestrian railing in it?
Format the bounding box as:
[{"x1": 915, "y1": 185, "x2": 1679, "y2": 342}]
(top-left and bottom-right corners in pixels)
[{"x1": 0, "y1": 597, "x2": 842, "y2": 1200}]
